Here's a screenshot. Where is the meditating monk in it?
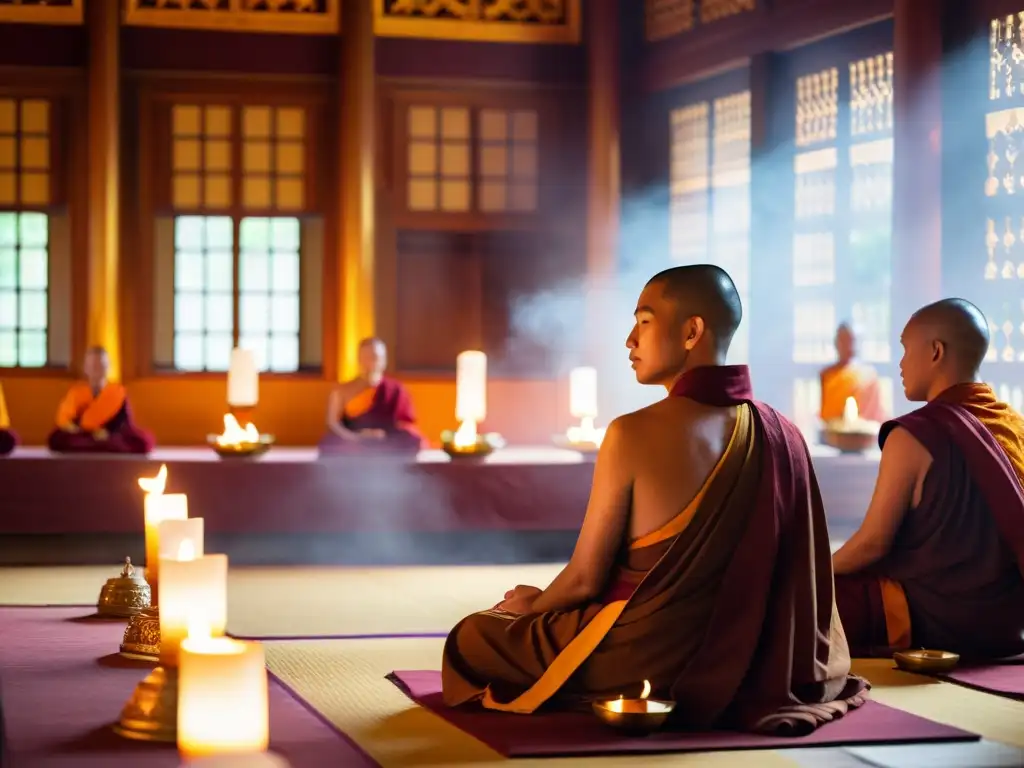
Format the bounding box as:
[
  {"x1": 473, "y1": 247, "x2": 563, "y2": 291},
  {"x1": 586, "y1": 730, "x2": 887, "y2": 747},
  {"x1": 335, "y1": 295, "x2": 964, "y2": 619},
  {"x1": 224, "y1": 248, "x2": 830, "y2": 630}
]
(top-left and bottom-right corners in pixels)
[
  {"x1": 47, "y1": 346, "x2": 155, "y2": 455},
  {"x1": 0, "y1": 382, "x2": 17, "y2": 456},
  {"x1": 318, "y1": 337, "x2": 425, "y2": 455},
  {"x1": 820, "y1": 323, "x2": 887, "y2": 423},
  {"x1": 441, "y1": 265, "x2": 866, "y2": 734},
  {"x1": 833, "y1": 299, "x2": 1024, "y2": 660}
]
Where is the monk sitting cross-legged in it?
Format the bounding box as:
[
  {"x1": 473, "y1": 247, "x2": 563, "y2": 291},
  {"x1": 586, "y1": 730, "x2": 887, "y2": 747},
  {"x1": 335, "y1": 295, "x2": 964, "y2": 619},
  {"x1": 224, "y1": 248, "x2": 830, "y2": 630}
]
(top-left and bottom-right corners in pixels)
[
  {"x1": 318, "y1": 337, "x2": 425, "y2": 456},
  {"x1": 442, "y1": 265, "x2": 867, "y2": 735},
  {"x1": 47, "y1": 346, "x2": 155, "y2": 455},
  {"x1": 833, "y1": 299, "x2": 1024, "y2": 660},
  {"x1": 820, "y1": 323, "x2": 887, "y2": 423}
]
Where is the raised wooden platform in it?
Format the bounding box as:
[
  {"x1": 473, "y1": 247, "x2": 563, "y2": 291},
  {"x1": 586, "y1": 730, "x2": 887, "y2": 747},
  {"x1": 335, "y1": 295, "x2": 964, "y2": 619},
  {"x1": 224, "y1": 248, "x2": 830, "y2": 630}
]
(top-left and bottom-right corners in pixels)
[{"x1": 0, "y1": 444, "x2": 878, "y2": 566}]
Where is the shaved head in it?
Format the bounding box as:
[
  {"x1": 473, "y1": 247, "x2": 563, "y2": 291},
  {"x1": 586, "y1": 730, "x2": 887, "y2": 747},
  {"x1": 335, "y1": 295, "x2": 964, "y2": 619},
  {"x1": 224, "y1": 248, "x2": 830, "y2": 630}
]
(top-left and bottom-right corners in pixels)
[
  {"x1": 899, "y1": 298, "x2": 990, "y2": 401},
  {"x1": 646, "y1": 264, "x2": 743, "y2": 353},
  {"x1": 627, "y1": 265, "x2": 743, "y2": 388}
]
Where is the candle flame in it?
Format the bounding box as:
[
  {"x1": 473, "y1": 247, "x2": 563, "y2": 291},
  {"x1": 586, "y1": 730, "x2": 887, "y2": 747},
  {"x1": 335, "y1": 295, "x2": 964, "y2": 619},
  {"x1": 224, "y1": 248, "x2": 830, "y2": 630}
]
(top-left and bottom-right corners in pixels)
[
  {"x1": 640, "y1": 680, "x2": 651, "y2": 700},
  {"x1": 138, "y1": 464, "x2": 168, "y2": 496},
  {"x1": 842, "y1": 396, "x2": 859, "y2": 424},
  {"x1": 452, "y1": 419, "x2": 478, "y2": 449},
  {"x1": 565, "y1": 415, "x2": 606, "y2": 446},
  {"x1": 177, "y1": 539, "x2": 196, "y2": 561},
  {"x1": 216, "y1": 413, "x2": 261, "y2": 447}
]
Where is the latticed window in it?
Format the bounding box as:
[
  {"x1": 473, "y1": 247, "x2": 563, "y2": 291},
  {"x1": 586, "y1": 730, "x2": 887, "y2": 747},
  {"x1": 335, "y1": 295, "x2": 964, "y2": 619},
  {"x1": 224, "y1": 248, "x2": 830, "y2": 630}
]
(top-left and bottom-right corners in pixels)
[
  {"x1": 152, "y1": 100, "x2": 323, "y2": 374},
  {"x1": 668, "y1": 89, "x2": 752, "y2": 363},
  {"x1": 790, "y1": 53, "x2": 895, "y2": 431},
  {"x1": 0, "y1": 96, "x2": 71, "y2": 370},
  {"x1": 403, "y1": 103, "x2": 541, "y2": 216},
  {"x1": 980, "y1": 13, "x2": 1024, "y2": 411}
]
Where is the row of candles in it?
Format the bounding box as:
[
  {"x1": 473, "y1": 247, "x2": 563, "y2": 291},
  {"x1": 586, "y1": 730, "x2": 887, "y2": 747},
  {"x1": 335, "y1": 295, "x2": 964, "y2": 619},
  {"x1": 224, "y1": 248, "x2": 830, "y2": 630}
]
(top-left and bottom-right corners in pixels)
[{"x1": 142, "y1": 466, "x2": 269, "y2": 760}]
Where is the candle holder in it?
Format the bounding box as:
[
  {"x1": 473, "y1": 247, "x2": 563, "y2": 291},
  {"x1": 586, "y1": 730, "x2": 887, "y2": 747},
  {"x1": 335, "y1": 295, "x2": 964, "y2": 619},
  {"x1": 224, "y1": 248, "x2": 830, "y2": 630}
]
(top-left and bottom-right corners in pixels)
[
  {"x1": 893, "y1": 649, "x2": 960, "y2": 674},
  {"x1": 591, "y1": 697, "x2": 676, "y2": 736},
  {"x1": 113, "y1": 664, "x2": 179, "y2": 743},
  {"x1": 552, "y1": 416, "x2": 606, "y2": 455},
  {"x1": 207, "y1": 433, "x2": 275, "y2": 459},
  {"x1": 120, "y1": 606, "x2": 161, "y2": 661},
  {"x1": 97, "y1": 558, "x2": 152, "y2": 618},
  {"x1": 440, "y1": 429, "x2": 504, "y2": 459}
]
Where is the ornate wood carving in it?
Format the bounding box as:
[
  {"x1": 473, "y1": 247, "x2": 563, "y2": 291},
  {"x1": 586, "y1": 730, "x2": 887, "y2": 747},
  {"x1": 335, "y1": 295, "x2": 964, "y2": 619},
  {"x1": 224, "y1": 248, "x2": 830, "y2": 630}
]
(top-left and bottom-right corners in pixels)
[
  {"x1": 0, "y1": 0, "x2": 82, "y2": 25},
  {"x1": 645, "y1": 0, "x2": 756, "y2": 43},
  {"x1": 123, "y1": 0, "x2": 340, "y2": 35},
  {"x1": 375, "y1": 0, "x2": 581, "y2": 45}
]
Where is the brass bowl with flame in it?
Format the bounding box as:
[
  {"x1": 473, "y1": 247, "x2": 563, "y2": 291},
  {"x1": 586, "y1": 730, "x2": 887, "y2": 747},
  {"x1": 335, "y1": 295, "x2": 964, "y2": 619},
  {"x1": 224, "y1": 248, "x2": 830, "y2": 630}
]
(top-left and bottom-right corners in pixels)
[
  {"x1": 206, "y1": 434, "x2": 275, "y2": 459},
  {"x1": 894, "y1": 649, "x2": 960, "y2": 674},
  {"x1": 97, "y1": 557, "x2": 152, "y2": 618},
  {"x1": 440, "y1": 430, "x2": 502, "y2": 460},
  {"x1": 592, "y1": 698, "x2": 676, "y2": 736},
  {"x1": 819, "y1": 428, "x2": 877, "y2": 454}
]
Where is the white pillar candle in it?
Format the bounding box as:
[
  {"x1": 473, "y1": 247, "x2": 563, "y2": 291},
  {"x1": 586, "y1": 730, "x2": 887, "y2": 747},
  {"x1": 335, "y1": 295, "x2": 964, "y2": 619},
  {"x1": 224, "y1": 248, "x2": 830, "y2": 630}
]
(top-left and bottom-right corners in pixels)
[
  {"x1": 183, "y1": 756, "x2": 289, "y2": 768},
  {"x1": 227, "y1": 348, "x2": 259, "y2": 408},
  {"x1": 569, "y1": 366, "x2": 598, "y2": 419},
  {"x1": 455, "y1": 350, "x2": 487, "y2": 423},
  {"x1": 158, "y1": 518, "x2": 204, "y2": 559},
  {"x1": 143, "y1": 493, "x2": 188, "y2": 602},
  {"x1": 159, "y1": 542, "x2": 229, "y2": 666},
  {"x1": 178, "y1": 631, "x2": 269, "y2": 760}
]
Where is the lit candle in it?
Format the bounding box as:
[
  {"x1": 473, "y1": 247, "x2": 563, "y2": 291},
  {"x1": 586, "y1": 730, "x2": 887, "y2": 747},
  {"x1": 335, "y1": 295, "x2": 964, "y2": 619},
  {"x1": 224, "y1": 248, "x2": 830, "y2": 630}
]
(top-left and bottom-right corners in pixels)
[
  {"x1": 227, "y1": 347, "x2": 259, "y2": 409},
  {"x1": 842, "y1": 395, "x2": 859, "y2": 423},
  {"x1": 158, "y1": 518, "x2": 204, "y2": 559},
  {"x1": 454, "y1": 351, "x2": 487, "y2": 449},
  {"x1": 138, "y1": 464, "x2": 188, "y2": 603},
  {"x1": 159, "y1": 541, "x2": 229, "y2": 666},
  {"x1": 569, "y1": 366, "x2": 598, "y2": 420},
  {"x1": 178, "y1": 620, "x2": 269, "y2": 760}
]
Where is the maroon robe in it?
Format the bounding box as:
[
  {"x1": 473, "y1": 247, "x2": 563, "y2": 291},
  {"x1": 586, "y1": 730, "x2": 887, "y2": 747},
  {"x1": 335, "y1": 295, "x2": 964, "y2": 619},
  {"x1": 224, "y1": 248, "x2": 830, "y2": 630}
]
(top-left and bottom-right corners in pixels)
[
  {"x1": 318, "y1": 377, "x2": 425, "y2": 456},
  {"x1": 47, "y1": 383, "x2": 154, "y2": 455},
  {"x1": 442, "y1": 365, "x2": 866, "y2": 735},
  {"x1": 0, "y1": 429, "x2": 16, "y2": 456},
  {"x1": 835, "y1": 401, "x2": 1024, "y2": 659}
]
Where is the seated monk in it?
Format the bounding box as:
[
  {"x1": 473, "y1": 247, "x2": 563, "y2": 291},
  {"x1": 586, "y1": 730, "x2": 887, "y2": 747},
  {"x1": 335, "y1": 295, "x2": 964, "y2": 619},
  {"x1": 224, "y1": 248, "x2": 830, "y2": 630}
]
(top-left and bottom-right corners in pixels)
[
  {"x1": 820, "y1": 323, "x2": 887, "y2": 423},
  {"x1": 47, "y1": 346, "x2": 155, "y2": 455},
  {"x1": 318, "y1": 337, "x2": 425, "y2": 456},
  {"x1": 0, "y1": 382, "x2": 17, "y2": 456},
  {"x1": 833, "y1": 299, "x2": 1024, "y2": 660},
  {"x1": 442, "y1": 265, "x2": 866, "y2": 734}
]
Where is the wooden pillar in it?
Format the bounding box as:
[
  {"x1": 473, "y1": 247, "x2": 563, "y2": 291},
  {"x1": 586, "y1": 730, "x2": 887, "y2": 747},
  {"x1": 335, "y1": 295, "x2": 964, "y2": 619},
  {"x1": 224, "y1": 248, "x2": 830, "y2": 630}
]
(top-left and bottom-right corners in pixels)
[
  {"x1": 585, "y1": 0, "x2": 621, "y2": 364},
  {"x1": 892, "y1": 0, "x2": 943, "y2": 324},
  {"x1": 338, "y1": 0, "x2": 376, "y2": 381},
  {"x1": 85, "y1": 0, "x2": 121, "y2": 380}
]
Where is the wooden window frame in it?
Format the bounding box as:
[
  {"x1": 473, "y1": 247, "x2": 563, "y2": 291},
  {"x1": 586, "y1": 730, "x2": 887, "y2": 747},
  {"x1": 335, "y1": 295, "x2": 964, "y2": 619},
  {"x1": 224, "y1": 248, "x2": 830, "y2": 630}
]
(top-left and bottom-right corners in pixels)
[
  {"x1": 389, "y1": 86, "x2": 560, "y2": 233},
  {"x1": 132, "y1": 77, "x2": 332, "y2": 381},
  {"x1": 0, "y1": 69, "x2": 85, "y2": 379}
]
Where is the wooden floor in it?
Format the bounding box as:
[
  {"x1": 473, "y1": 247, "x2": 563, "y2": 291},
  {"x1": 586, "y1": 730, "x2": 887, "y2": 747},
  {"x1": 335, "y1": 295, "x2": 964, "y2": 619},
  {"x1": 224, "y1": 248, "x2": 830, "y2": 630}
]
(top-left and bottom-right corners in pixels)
[{"x1": 0, "y1": 564, "x2": 1022, "y2": 767}]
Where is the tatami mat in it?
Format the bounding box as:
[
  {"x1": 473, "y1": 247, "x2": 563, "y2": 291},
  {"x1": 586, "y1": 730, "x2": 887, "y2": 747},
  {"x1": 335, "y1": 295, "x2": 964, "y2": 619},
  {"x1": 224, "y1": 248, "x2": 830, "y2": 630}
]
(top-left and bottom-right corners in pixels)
[
  {"x1": 0, "y1": 563, "x2": 565, "y2": 636},
  {"x1": 264, "y1": 637, "x2": 803, "y2": 768}
]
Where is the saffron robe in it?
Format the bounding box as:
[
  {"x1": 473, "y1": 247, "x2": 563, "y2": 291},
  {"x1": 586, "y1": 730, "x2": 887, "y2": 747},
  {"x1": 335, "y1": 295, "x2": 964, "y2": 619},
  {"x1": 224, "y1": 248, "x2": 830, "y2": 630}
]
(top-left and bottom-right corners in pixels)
[
  {"x1": 0, "y1": 383, "x2": 15, "y2": 455},
  {"x1": 834, "y1": 384, "x2": 1024, "y2": 659},
  {"x1": 47, "y1": 383, "x2": 155, "y2": 455},
  {"x1": 442, "y1": 365, "x2": 867, "y2": 735},
  {"x1": 820, "y1": 363, "x2": 886, "y2": 422},
  {"x1": 318, "y1": 377, "x2": 425, "y2": 455}
]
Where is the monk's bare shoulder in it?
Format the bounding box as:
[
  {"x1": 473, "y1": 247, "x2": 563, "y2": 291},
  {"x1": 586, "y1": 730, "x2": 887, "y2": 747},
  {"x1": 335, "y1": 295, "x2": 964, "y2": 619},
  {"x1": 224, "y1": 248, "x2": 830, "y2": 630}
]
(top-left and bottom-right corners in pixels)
[{"x1": 880, "y1": 425, "x2": 932, "y2": 475}]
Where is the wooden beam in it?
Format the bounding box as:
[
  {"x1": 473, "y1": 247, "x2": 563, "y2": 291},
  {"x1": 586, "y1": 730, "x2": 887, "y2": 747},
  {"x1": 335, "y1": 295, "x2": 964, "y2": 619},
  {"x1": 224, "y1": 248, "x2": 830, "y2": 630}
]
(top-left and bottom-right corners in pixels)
[
  {"x1": 338, "y1": 0, "x2": 377, "y2": 381},
  {"x1": 85, "y1": 0, "x2": 121, "y2": 380},
  {"x1": 891, "y1": 0, "x2": 943, "y2": 320}
]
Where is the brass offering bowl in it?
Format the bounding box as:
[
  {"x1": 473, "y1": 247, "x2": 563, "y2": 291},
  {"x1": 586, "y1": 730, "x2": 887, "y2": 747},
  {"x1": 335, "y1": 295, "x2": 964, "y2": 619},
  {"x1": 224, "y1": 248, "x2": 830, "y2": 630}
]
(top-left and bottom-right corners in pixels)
[
  {"x1": 820, "y1": 428, "x2": 877, "y2": 454},
  {"x1": 592, "y1": 698, "x2": 676, "y2": 736},
  {"x1": 97, "y1": 558, "x2": 152, "y2": 618},
  {"x1": 552, "y1": 434, "x2": 600, "y2": 455},
  {"x1": 440, "y1": 430, "x2": 503, "y2": 460},
  {"x1": 120, "y1": 607, "x2": 161, "y2": 660},
  {"x1": 893, "y1": 649, "x2": 960, "y2": 674},
  {"x1": 206, "y1": 434, "x2": 275, "y2": 459}
]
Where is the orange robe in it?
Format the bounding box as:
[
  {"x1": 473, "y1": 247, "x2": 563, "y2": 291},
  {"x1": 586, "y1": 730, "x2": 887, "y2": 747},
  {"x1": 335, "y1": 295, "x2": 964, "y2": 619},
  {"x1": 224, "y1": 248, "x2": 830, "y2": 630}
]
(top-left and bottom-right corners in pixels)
[
  {"x1": 820, "y1": 363, "x2": 886, "y2": 422},
  {"x1": 318, "y1": 377, "x2": 424, "y2": 455},
  {"x1": 443, "y1": 365, "x2": 867, "y2": 735},
  {"x1": 47, "y1": 383, "x2": 155, "y2": 455},
  {"x1": 835, "y1": 384, "x2": 1024, "y2": 659}
]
